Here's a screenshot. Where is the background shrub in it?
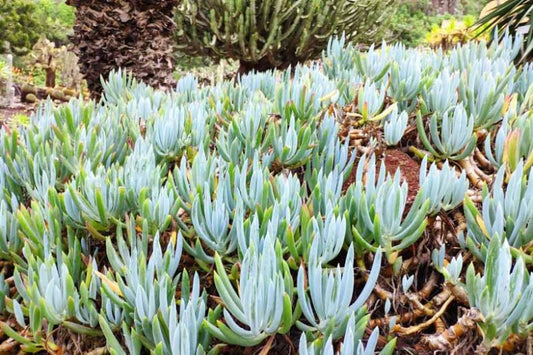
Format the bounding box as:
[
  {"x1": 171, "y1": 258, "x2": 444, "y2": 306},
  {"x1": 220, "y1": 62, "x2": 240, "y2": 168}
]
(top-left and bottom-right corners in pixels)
[
  {"x1": 0, "y1": 0, "x2": 41, "y2": 56},
  {"x1": 33, "y1": 0, "x2": 75, "y2": 46}
]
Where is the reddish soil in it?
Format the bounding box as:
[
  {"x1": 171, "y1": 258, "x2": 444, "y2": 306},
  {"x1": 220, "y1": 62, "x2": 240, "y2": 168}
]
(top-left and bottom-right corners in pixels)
[
  {"x1": 342, "y1": 149, "x2": 421, "y2": 208},
  {"x1": 383, "y1": 149, "x2": 421, "y2": 207},
  {"x1": 0, "y1": 97, "x2": 35, "y2": 123}
]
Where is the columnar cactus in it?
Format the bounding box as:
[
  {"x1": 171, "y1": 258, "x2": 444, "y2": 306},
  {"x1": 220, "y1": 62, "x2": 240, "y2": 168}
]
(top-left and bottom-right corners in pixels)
[{"x1": 174, "y1": 0, "x2": 394, "y2": 72}]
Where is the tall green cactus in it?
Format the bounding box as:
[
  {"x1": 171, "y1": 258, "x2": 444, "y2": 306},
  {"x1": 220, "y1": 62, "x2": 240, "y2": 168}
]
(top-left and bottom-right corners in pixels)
[{"x1": 174, "y1": 0, "x2": 394, "y2": 72}]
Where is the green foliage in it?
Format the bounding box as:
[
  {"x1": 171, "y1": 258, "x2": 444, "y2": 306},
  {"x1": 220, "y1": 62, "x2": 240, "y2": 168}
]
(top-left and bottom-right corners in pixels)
[
  {"x1": 386, "y1": 0, "x2": 491, "y2": 48},
  {"x1": 0, "y1": 59, "x2": 7, "y2": 80},
  {"x1": 386, "y1": 1, "x2": 432, "y2": 47},
  {"x1": 425, "y1": 15, "x2": 489, "y2": 50},
  {"x1": 0, "y1": 0, "x2": 41, "y2": 56},
  {"x1": 32, "y1": 0, "x2": 75, "y2": 46},
  {"x1": 174, "y1": 0, "x2": 395, "y2": 71},
  {"x1": 10, "y1": 114, "x2": 30, "y2": 127},
  {"x1": 0, "y1": 0, "x2": 74, "y2": 58},
  {"x1": 0, "y1": 59, "x2": 8, "y2": 96}
]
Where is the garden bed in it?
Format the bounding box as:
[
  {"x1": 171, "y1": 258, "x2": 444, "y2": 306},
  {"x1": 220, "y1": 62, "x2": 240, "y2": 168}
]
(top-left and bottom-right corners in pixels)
[{"x1": 0, "y1": 35, "x2": 532, "y2": 355}]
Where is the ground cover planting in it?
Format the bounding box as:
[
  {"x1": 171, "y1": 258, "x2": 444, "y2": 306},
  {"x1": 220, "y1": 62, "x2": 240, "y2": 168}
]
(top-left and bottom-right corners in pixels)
[{"x1": 0, "y1": 33, "x2": 533, "y2": 354}]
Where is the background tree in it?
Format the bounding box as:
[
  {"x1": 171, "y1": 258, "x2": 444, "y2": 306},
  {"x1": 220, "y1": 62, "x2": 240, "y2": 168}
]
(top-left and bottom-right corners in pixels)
[
  {"x1": 431, "y1": 0, "x2": 458, "y2": 15},
  {"x1": 66, "y1": 0, "x2": 177, "y2": 95},
  {"x1": 174, "y1": 0, "x2": 395, "y2": 73},
  {"x1": 33, "y1": 0, "x2": 76, "y2": 47},
  {"x1": 0, "y1": 0, "x2": 41, "y2": 56}
]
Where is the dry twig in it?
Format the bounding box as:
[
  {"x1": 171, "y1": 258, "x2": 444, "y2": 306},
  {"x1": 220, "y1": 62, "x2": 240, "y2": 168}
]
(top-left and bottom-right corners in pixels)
[
  {"x1": 423, "y1": 308, "x2": 482, "y2": 350},
  {"x1": 393, "y1": 295, "x2": 454, "y2": 335}
]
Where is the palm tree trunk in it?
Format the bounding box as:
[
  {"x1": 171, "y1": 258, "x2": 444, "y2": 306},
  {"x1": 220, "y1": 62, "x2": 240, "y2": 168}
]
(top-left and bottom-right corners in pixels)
[{"x1": 66, "y1": 0, "x2": 177, "y2": 95}]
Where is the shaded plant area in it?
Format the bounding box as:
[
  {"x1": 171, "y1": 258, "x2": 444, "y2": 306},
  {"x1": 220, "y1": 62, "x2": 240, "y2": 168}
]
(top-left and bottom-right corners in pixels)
[{"x1": 0, "y1": 34, "x2": 532, "y2": 355}]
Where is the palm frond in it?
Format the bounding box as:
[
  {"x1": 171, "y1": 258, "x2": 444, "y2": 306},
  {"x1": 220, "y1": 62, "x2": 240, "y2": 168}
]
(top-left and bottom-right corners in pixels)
[{"x1": 476, "y1": 0, "x2": 533, "y2": 62}]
